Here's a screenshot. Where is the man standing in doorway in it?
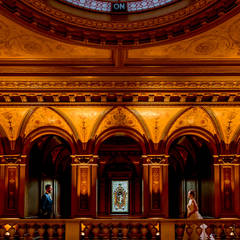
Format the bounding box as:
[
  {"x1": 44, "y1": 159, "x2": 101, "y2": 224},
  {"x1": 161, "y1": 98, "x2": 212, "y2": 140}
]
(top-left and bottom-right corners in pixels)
[{"x1": 40, "y1": 184, "x2": 53, "y2": 218}]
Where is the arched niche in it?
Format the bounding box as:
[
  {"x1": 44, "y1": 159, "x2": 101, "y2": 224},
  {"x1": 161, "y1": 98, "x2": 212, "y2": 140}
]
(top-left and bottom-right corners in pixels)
[
  {"x1": 97, "y1": 134, "x2": 143, "y2": 217},
  {"x1": 167, "y1": 134, "x2": 214, "y2": 218},
  {"x1": 26, "y1": 134, "x2": 72, "y2": 218}
]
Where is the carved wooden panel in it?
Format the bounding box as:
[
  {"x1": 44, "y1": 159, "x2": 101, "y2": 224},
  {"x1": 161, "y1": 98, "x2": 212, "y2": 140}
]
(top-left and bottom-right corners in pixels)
[
  {"x1": 151, "y1": 167, "x2": 161, "y2": 210},
  {"x1": 79, "y1": 167, "x2": 89, "y2": 211},
  {"x1": 5, "y1": 166, "x2": 18, "y2": 213},
  {"x1": 221, "y1": 166, "x2": 234, "y2": 212}
]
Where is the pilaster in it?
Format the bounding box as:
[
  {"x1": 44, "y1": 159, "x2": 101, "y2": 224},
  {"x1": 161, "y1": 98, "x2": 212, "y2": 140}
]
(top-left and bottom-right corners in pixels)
[
  {"x1": 214, "y1": 155, "x2": 240, "y2": 217},
  {"x1": 142, "y1": 155, "x2": 169, "y2": 218},
  {"x1": 71, "y1": 155, "x2": 98, "y2": 218},
  {"x1": 0, "y1": 155, "x2": 26, "y2": 217}
]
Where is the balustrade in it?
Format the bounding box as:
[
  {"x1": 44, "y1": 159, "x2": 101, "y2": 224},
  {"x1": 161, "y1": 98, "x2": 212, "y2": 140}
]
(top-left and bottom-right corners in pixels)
[
  {"x1": 0, "y1": 220, "x2": 65, "y2": 240},
  {"x1": 0, "y1": 218, "x2": 239, "y2": 240}
]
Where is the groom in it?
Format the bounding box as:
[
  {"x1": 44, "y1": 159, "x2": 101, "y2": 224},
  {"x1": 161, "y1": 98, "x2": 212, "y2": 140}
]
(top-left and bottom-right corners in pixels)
[{"x1": 40, "y1": 184, "x2": 53, "y2": 218}]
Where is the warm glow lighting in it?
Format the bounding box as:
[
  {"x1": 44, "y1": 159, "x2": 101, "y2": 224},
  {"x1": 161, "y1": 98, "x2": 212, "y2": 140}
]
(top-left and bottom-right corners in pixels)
[{"x1": 4, "y1": 224, "x2": 11, "y2": 231}]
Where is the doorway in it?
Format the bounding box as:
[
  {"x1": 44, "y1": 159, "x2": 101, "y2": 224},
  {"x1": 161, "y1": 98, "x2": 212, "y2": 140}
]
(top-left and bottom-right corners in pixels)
[
  {"x1": 168, "y1": 135, "x2": 214, "y2": 218},
  {"x1": 26, "y1": 135, "x2": 72, "y2": 218},
  {"x1": 97, "y1": 135, "x2": 143, "y2": 216}
]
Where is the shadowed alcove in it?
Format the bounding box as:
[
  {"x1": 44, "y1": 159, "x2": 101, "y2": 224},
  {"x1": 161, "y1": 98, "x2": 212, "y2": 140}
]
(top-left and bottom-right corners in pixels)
[
  {"x1": 26, "y1": 135, "x2": 72, "y2": 218},
  {"x1": 168, "y1": 135, "x2": 214, "y2": 218},
  {"x1": 97, "y1": 135, "x2": 143, "y2": 216}
]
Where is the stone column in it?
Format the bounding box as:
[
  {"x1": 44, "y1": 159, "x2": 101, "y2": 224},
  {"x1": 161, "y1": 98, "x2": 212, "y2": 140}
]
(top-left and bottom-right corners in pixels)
[
  {"x1": 142, "y1": 155, "x2": 169, "y2": 218},
  {"x1": 71, "y1": 155, "x2": 98, "y2": 218},
  {"x1": 214, "y1": 155, "x2": 240, "y2": 217},
  {"x1": 0, "y1": 155, "x2": 26, "y2": 217}
]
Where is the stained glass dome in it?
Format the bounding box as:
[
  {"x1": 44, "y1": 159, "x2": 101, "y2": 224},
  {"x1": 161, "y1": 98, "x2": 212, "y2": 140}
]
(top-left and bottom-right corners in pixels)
[{"x1": 59, "y1": 0, "x2": 178, "y2": 13}]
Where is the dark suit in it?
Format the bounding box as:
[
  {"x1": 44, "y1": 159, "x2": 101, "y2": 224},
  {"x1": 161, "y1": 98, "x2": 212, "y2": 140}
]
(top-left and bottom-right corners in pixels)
[{"x1": 40, "y1": 193, "x2": 53, "y2": 218}]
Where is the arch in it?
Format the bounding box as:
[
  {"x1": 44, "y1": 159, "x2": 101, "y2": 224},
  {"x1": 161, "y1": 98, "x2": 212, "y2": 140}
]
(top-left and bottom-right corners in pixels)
[
  {"x1": 127, "y1": 108, "x2": 151, "y2": 140},
  {"x1": 203, "y1": 107, "x2": 224, "y2": 143},
  {"x1": 18, "y1": 106, "x2": 80, "y2": 146},
  {"x1": 164, "y1": 127, "x2": 220, "y2": 156},
  {"x1": 90, "y1": 106, "x2": 149, "y2": 139},
  {"x1": 89, "y1": 107, "x2": 113, "y2": 140},
  {"x1": 18, "y1": 106, "x2": 37, "y2": 140},
  {"x1": 0, "y1": 123, "x2": 9, "y2": 154},
  {"x1": 229, "y1": 126, "x2": 240, "y2": 154},
  {"x1": 22, "y1": 126, "x2": 77, "y2": 155},
  {"x1": 93, "y1": 127, "x2": 148, "y2": 154},
  {"x1": 160, "y1": 106, "x2": 223, "y2": 154}
]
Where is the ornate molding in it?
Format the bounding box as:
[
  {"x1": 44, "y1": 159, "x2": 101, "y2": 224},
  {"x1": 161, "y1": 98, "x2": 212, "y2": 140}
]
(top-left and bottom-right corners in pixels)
[
  {"x1": 214, "y1": 154, "x2": 240, "y2": 164},
  {"x1": 21, "y1": 0, "x2": 215, "y2": 31},
  {"x1": 142, "y1": 154, "x2": 169, "y2": 164},
  {"x1": 0, "y1": 0, "x2": 240, "y2": 46},
  {"x1": 71, "y1": 154, "x2": 99, "y2": 164},
  {"x1": 0, "y1": 155, "x2": 27, "y2": 164},
  {"x1": 0, "y1": 91, "x2": 239, "y2": 105}
]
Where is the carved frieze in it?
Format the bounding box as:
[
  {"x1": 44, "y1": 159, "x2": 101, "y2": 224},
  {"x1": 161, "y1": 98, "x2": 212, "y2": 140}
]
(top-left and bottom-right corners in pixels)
[
  {"x1": 0, "y1": 155, "x2": 26, "y2": 164},
  {"x1": 214, "y1": 155, "x2": 240, "y2": 164},
  {"x1": 0, "y1": 0, "x2": 239, "y2": 46},
  {"x1": 71, "y1": 155, "x2": 99, "y2": 164},
  {"x1": 142, "y1": 155, "x2": 169, "y2": 164}
]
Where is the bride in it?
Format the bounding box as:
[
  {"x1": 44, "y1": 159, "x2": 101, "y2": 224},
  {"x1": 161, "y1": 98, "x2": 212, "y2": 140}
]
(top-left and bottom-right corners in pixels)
[{"x1": 183, "y1": 190, "x2": 214, "y2": 240}]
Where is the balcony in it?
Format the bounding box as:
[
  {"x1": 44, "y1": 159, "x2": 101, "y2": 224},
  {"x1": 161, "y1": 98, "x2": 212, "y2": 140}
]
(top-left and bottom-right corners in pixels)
[{"x1": 0, "y1": 218, "x2": 240, "y2": 239}]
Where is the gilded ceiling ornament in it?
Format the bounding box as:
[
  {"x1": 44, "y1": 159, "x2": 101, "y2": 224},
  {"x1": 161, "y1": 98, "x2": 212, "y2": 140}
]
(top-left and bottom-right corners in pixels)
[
  {"x1": 169, "y1": 107, "x2": 217, "y2": 136},
  {"x1": 96, "y1": 107, "x2": 144, "y2": 136},
  {"x1": 1, "y1": 0, "x2": 238, "y2": 46},
  {"x1": 24, "y1": 107, "x2": 72, "y2": 137}
]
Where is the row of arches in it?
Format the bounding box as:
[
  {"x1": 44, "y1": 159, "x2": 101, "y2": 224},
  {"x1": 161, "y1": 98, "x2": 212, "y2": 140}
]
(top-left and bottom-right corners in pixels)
[
  {"x1": 0, "y1": 107, "x2": 239, "y2": 218},
  {"x1": 24, "y1": 130, "x2": 215, "y2": 219},
  {"x1": 0, "y1": 106, "x2": 240, "y2": 154}
]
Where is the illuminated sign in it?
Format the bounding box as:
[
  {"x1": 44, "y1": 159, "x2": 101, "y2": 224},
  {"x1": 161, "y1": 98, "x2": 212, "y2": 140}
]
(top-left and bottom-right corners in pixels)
[{"x1": 111, "y1": 2, "x2": 127, "y2": 12}]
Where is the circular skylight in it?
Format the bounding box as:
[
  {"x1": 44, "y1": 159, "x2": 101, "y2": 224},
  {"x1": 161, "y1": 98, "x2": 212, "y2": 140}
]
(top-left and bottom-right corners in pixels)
[{"x1": 59, "y1": 0, "x2": 178, "y2": 13}]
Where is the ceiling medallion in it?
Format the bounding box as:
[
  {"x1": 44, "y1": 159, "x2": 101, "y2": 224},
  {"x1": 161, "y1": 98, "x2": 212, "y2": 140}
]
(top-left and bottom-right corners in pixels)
[{"x1": 0, "y1": 0, "x2": 239, "y2": 47}]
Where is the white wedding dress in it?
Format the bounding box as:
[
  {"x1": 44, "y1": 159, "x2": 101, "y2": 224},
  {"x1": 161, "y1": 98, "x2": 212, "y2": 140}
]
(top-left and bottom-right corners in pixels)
[{"x1": 183, "y1": 199, "x2": 214, "y2": 240}]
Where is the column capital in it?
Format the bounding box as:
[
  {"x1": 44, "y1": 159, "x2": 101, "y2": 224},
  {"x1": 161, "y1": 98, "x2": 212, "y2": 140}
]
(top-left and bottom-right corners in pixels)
[
  {"x1": 0, "y1": 154, "x2": 27, "y2": 164},
  {"x1": 213, "y1": 154, "x2": 240, "y2": 164},
  {"x1": 141, "y1": 154, "x2": 169, "y2": 165},
  {"x1": 70, "y1": 154, "x2": 99, "y2": 164}
]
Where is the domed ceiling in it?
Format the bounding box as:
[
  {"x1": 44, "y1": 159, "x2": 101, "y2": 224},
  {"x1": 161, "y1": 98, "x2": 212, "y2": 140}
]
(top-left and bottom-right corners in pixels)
[
  {"x1": 0, "y1": 0, "x2": 239, "y2": 47},
  {"x1": 59, "y1": 0, "x2": 177, "y2": 13}
]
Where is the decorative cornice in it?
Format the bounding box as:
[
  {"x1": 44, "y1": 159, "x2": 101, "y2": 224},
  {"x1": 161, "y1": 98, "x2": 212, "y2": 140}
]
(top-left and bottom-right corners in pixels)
[
  {"x1": 0, "y1": 155, "x2": 27, "y2": 164},
  {"x1": 71, "y1": 154, "x2": 99, "y2": 164},
  {"x1": 0, "y1": 84, "x2": 240, "y2": 105},
  {"x1": 22, "y1": 0, "x2": 215, "y2": 31},
  {"x1": 0, "y1": 0, "x2": 240, "y2": 47},
  {"x1": 214, "y1": 154, "x2": 240, "y2": 164},
  {"x1": 142, "y1": 154, "x2": 169, "y2": 164}
]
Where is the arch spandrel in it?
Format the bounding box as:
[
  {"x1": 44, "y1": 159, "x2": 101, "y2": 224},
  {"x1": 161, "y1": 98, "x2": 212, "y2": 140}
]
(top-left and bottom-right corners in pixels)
[
  {"x1": 24, "y1": 107, "x2": 72, "y2": 138},
  {"x1": 167, "y1": 107, "x2": 217, "y2": 139},
  {"x1": 210, "y1": 107, "x2": 240, "y2": 145},
  {"x1": 58, "y1": 107, "x2": 108, "y2": 143},
  {"x1": 95, "y1": 107, "x2": 145, "y2": 138},
  {"x1": 130, "y1": 106, "x2": 182, "y2": 143},
  {"x1": 0, "y1": 108, "x2": 29, "y2": 141}
]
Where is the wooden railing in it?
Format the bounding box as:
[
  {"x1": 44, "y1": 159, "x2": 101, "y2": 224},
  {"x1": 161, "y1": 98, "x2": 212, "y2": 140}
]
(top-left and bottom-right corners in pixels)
[
  {"x1": 0, "y1": 218, "x2": 239, "y2": 239},
  {"x1": 0, "y1": 219, "x2": 65, "y2": 239}
]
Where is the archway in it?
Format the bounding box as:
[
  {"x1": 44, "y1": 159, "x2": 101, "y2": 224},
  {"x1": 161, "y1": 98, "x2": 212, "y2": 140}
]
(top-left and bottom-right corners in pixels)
[
  {"x1": 97, "y1": 135, "x2": 143, "y2": 216},
  {"x1": 26, "y1": 135, "x2": 72, "y2": 218},
  {"x1": 168, "y1": 135, "x2": 214, "y2": 218}
]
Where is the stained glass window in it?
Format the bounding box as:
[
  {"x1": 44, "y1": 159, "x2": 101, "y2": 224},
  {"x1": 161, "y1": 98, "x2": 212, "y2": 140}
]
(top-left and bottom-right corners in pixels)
[
  {"x1": 59, "y1": 0, "x2": 177, "y2": 13},
  {"x1": 111, "y1": 180, "x2": 129, "y2": 213}
]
